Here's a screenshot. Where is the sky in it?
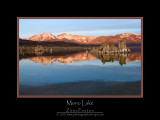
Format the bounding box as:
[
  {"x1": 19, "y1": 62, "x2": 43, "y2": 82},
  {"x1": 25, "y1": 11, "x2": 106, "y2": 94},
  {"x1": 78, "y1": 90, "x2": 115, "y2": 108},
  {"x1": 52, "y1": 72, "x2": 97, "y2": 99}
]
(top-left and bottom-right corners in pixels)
[{"x1": 19, "y1": 19, "x2": 141, "y2": 39}]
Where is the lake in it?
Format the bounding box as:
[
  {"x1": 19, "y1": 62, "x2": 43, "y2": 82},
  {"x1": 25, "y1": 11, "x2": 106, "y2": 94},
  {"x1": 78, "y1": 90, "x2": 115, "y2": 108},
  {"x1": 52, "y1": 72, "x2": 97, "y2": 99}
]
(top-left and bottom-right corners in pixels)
[{"x1": 19, "y1": 48, "x2": 141, "y2": 96}]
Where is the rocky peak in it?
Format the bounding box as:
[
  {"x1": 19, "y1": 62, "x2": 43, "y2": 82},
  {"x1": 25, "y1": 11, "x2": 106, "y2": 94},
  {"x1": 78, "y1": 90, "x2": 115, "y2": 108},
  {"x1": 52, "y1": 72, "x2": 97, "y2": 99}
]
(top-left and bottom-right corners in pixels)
[
  {"x1": 59, "y1": 33, "x2": 69, "y2": 36},
  {"x1": 27, "y1": 33, "x2": 56, "y2": 41},
  {"x1": 57, "y1": 33, "x2": 95, "y2": 43},
  {"x1": 116, "y1": 33, "x2": 141, "y2": 38}
]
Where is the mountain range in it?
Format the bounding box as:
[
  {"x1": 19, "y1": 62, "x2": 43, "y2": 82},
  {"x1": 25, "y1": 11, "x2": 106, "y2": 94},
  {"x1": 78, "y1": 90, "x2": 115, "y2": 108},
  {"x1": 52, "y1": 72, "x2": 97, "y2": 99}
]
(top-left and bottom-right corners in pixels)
[{"x1": 25, "y1": 32, "x2": 141, "y2": 45}]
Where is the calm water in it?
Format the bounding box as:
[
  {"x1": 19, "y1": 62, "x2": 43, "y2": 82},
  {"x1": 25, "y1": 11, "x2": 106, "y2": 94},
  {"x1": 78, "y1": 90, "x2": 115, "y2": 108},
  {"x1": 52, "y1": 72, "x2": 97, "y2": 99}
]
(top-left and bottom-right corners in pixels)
[{"x1": 19, "y1": 49, "x2": 141, "y2": 95}]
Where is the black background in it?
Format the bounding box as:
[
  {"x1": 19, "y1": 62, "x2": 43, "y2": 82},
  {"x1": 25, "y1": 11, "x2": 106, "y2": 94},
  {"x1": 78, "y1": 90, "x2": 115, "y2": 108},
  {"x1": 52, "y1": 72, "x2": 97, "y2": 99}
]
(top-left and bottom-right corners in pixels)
[{"x1": 10, "y1": 6, "x2": 147, "y2": 119}]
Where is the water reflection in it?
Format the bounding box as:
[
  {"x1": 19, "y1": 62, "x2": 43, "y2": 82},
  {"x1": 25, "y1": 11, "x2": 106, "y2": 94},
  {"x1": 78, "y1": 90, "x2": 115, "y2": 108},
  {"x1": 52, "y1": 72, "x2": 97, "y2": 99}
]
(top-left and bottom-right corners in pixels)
[
  {"x1": 92, "y1": 53, "x2": 140, "y2": 66},
  {"x1": 20, "y1": 51, "x2": 141, "y2": 66},
  {"x1": 27, "y1": 52, "x2": 95, "y2": 65},
  {"x1": 19, "y1": 49, "x2": 141, "y2": 95}
]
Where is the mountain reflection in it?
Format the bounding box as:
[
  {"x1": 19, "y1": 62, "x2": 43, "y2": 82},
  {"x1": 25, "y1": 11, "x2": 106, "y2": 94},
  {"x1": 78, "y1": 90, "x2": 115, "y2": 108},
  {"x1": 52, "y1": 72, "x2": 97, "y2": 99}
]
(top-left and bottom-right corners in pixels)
[
  {"x1": 25, "y1": 51, "x2": 141, "y2": 66},
  {"x1": 28, "y1": 52, "x2": 95, "y2": 65}
]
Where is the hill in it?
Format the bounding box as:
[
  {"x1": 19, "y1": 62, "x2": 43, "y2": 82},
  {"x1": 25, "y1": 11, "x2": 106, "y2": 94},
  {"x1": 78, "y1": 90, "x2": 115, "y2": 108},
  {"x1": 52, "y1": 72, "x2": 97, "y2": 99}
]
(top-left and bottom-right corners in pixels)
[{"x1": 19, "y1": 39, "x2": 80, "y2": 47}]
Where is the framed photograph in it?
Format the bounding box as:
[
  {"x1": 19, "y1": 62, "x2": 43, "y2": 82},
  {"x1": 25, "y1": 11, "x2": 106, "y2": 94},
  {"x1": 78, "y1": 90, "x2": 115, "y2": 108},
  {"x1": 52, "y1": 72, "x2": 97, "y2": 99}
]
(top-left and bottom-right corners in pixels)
[{"x1": 17, "y1": 17, "x2": 143, "y2": 98}]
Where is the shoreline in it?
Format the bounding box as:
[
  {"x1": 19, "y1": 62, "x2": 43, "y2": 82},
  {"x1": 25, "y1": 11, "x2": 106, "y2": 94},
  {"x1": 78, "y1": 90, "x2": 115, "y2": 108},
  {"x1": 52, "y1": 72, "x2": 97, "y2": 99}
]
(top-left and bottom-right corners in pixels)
[{"x1": 19, "y1": 81, "x2": 141, "y2": 95}]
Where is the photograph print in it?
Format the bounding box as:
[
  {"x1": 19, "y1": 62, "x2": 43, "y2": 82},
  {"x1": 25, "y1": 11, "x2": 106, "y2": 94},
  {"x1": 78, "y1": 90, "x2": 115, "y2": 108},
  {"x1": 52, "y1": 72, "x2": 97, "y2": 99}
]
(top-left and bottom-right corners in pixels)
[{"x1": 18, "y1": 17, "x2": 143, "y2": 98}]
